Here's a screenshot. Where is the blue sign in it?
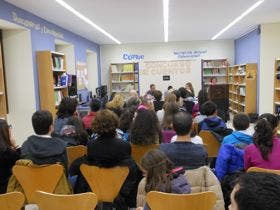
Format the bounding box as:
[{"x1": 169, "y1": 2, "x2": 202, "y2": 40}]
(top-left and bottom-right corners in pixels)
[{"x1": 123, "y1": 53, "x2": 144, "y2": 60}]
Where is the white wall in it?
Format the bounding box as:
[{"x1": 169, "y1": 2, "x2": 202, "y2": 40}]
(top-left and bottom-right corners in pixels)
[
  {"x1": 55, "y1": 44, "x2": 76, "y2": 75},
  {"x1": 87, "y1": 50, "x2": 98, "y2": 93},
  {"x1": 259, "y1": 22, "x2": 280, "y2": 114},
  {"x1": 2, "y1": 29, "x2": 36, "y2": 145},
  {"x1": 101, "y1": 40, "x2": 234, "y2": 95}
]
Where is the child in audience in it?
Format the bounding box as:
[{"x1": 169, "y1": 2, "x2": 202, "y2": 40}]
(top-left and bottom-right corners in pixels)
[
  {"x1": 157, "y1": 93, "x2": 176, "y2": 123},
  {"x1": 82, "y1": 98, "x2": 101, "y2": 130},
  {"x1": 117, "y1": 107, "x2": 136, "y2": 141},
  {"x1": 244, "y1": 113, "x2": 280, "y2": 170},
  {"x1": 0, "y1": 119, "x2": 20, "y2": 194},
  {"x1": 136, "y1": 149, "x2": 191, "y2": 210},
  {"x1": 185, "y1": 82, "x2": 195, "y2": 97},
  {"x1": 192, "y1": 89, "x2": 208, "y2": 121},
  {"x1": 160, "y1": 112, "x2": 207, "y2": 169},
  {"x1": 106, "y1": 93, "x2": 124, "y2": 117},
  {"x1": 21, "y1": 110, "x2": 68, "y2": 170},
  {"x1": 229, "y1": 172, "x2": 280, "y2": 210},
  {"x1": 153, "y1": 90, "x2": 164, "y2": 112}
]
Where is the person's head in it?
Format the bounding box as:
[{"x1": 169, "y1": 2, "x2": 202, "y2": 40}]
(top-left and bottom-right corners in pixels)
[
  {"x1": 140, "y1": 149, "x2": 173, "y2": 193},
  {"x1": 201, "y1": 101, "x2": 217, "y2": 116},
  {"x1": 119, "y1": 107, "x2": 136, "y2": 132},
  {"x1": 153, "y1": 90, "x2": 163, "y2": 102},
  {"x1": 129, "y1": 89, "x2": 138, "y2": 98},
  {"x1": 0, "y1": 119, "x2": 13, "y2": 150},
  {"x1": 167, "y1": 86, "x2": 173, "y2": 91},
  {"x1": 139, "y1": 96, "x2": 154, "y2": 111},
  {"x1": 172, "y1": 90, "x2": 181, "y2": 102},
  {"x1": 164, "y1": 93, "x2": 176, "y2": 104},
  {"x1": 56, "y1": 97, "x2": 78, "y2": 119},
  {"x1": 32, "y1": 110, "x2": 53, "y2": 135},
  {"x1": 130, "y1": 109, "x2": 162, "y2": 145},
  {"x1": 178, "y1": 87, "x2": 191, "y2": 99},
  {"x1": 210, "y1": 77, "x2": 217, "y2": 84},
  {"x1": 197, "y1": 89, "x2": 209, "y2": 107},
  {"x1": 253, "y1": 113, "x2": 279, "y2": 160},
  {"x1": 185, "y1": 82, "x2": 194, "y2": 93},
  {"x1": 233, "y1": 113, "x2": 250, "y2": 131},
  {"x1": 229, "y1": 172, "x2": 280, "y2": 210},
  {"x1": 90, "y1": 98, "x2": 101, "y2": 112},
  {"x1": 150, "y1": 84, "x2": 156, "y2": 91},
  {"x1": 106, "y1": 94, "x2": 124, "y2": 109},
  {"x1": 162, "y1": 102, "x2": 179, "y2": 129},
  {"x1": 125, "y1": 96, "x2": 141, "y2": 109},
  {"x1": 91, "y1": 109, "x2": 119, "y2": 137},
  {"x1": 172, "y1": 112, "x2": 193, "y2": 136}
]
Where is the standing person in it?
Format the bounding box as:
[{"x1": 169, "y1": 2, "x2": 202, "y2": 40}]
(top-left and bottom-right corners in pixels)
[
  {"x1": 210, "y1": 77, "x2": 218, "y2": 85},
  {"x1": 185, "y1": 82, "x2": 195, "y2": 97},
  {"x1": 0, "y1": 119, "x2": 20, "y2": 194},
  {"x1": 82, "y1": 98, "x2": 101, "y2": 130},
  {"x1": 244, "y1": 113, "x2": 280, "y2": 170},
  {"x1": 54, "y1": 97, "x2": 78, "y2": 135},
  {"x1": 21, "y1": 110, "x2": 68, "y2": 171},
  {"x1": 146, "y1": 84, "x2": 156, "y2": 96},
  {"x1": 136, "y1": 149, "x2": 191, "y2": 210}
]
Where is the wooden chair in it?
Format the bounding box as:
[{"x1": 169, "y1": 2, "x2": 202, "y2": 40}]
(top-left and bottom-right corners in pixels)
[
  {"x1": 247, "y1": 167, "x2": 280, "y2": 175},
  {"x1": 193, "y1": 123, "x2": 199, "y2": 135},
  {"x1": 34, "y1": 191, "x2": 97, "y2": 210},
  {"x1": 146, "y1": 191, "x2": 217, "y2": 210},
  {"x1": 131, "y1": 144, "x2": 159, "y2": 165},
  {"x1": 67, "y1": 145, "x2": 87, "y2": 168},
  {"x1": 80, "y1": 164, "x2": 129, "y2": 203},
  {"x1": 0, "y1": 192, "x2": 25, "y2": 210},
  {"x1": 12, "y1": 164, "x2": 64, "y2": 203},
  {"x1": 198, "y1": 130, "x2": 221, "y2": 158}
]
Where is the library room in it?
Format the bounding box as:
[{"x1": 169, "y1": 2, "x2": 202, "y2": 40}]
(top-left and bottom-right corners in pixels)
[{"x1": 0, "y1": 0, "x2": 280, "y2": 210}]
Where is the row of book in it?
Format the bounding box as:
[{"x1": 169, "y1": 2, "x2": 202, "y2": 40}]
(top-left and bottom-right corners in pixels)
[
  {"x1": 53, "y1": 73, "x2": 68, "y2": 87},
  {"x1": 52, "y1": 56, "x2": 64, "y2": 70},
  {"x1": 111, "y1": 63, "x2": 138, "y2": 73},
  {"x1": 203, "y1": 60, "x2": 227, "y2": 68},
  {"x1": 203, "y1": 68, "x2": 226, "y2": 75},
  {"x1": 112, "y1": 74, "x2": 135, "y2": 81}
]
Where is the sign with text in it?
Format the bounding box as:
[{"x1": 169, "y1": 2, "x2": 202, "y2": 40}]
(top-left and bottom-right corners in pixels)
[{"x1": 174, "y1": 50, "x2": 207, "y2": 59}]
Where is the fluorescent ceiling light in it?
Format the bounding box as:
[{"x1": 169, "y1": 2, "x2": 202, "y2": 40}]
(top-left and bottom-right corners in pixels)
[
  {"x1": 163, "y1": 0, "x2": 169, "y2": 42},
  {"x1": 54, "y1": 0, "x2": 121, "y2": 44},
  {"x1": 211, "y1": 0, "x2": 265, "y2": 40}
]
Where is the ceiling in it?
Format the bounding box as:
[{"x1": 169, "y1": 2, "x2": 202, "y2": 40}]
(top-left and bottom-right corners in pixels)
[{"x1": 5, "y1": 0, "x2": 280, "y2": 44}]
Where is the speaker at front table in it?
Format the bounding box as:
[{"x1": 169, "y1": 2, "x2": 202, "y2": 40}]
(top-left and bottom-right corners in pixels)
[{"x1": 208, "y1": 84, "x2": 229, "y2": 122}]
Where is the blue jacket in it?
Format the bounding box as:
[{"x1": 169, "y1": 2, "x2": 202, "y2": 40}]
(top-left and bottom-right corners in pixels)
[
  {"x1": 215, "y1": 144, "x2": 244, "y2": 181},
  {"x1": 199, "y1": 116, "x2": 227, "y2": 131},
  {"x1": 222, "y1": 131, "x2": 253, "y2": 145}
]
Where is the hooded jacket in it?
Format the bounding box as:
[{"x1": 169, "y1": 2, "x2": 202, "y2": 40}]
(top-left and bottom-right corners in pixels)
[
  {"x1": 199, "y1": 116, "x2": 227, "y2": 131},
  {"x1": 222, "y1": 131, "x2": 253, "y2": 145},
  {"x1": 21, "y1": 135, "x2": 68, "y2": 170}
]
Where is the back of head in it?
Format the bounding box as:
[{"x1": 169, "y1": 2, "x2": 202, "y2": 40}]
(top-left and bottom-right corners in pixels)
[
  {"x1": 153, "y1": 90, "x2": 163, "y2": 101},
  {"x1": 162, "y1": 102, "x2": 179, "y2": 129},
  {"x1": 233, "y1": 113, "x2": 250, "y2": 131},
  {"x1": 90, "y1": 98, "x2": 101, "y2": 112},
  {"x1": 178, "y1": 87, "x2": 191, "y2": 99},
  {"x1": 119, "y1": 107, "x2": 136, "y2": 132},
  {"x1": 140, "y1": 149, "x2": 173, "y2": 192},
  {"x1": 126, "y1": 96, "x2": 141, "y2": 108},
  {"x1": 201, "y1": 100, "x2": 217, "y2": 116},
  {"x1": 197, "y1": 89, "x2": 209, "y2": 107},
  {"x1": 32, "y1": 110, "x2": 53, "y2": 135},
  {"x1": 164, "y1": 93, "x2": 176, "y2": 104},
  {"x1": 172, "y1": 90, "x2": 181, "y2": 102},
  {"x1": 106, "y1": 94, "x2": 124, "y2": 109},
  {"x1": 172, "y1": 112, "x2": 193, "y2": 136},
  {"x1": 233, "y1": 172, "x2": 280, "y2": 210},
  {"x1": 91, "y1": 109, "x2": 119, "y2": 137},
  {"x1": 0, "y1": 119, "x2": 12, "y2": 150},
  {"x1": 253, "y1": 113, "x2": 279, "y2": 160},
  {"x1": 56, "y1": 97, "x2": 78, "y2": 119}
]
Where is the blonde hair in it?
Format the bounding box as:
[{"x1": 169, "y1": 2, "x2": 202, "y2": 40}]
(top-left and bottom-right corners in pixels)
[{"x1": 106, "y1": 94, "x2": 125, "y2": 109}]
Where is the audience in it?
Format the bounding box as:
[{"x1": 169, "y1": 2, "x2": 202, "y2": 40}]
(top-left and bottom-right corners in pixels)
[
  {"x1": 137, "y1": 149, "x2": 191, "y2": 210},
  {"x1": 157, "y1": 93, "x2": 176, "y2": 123},
  {"x1": 229, "y1": 172, "x2": 280, "y2": 210},
  {"x1": 21, "y1": 110, "x2": 68, "y2": 170},
  {"x1": 153, "y1": 90, "x2": 164, "y2": 112},
  {"x1": 117, "y1": 107, "x2": 136, "y2": 141},
  {"x1": 185, "y1": 82, "x2": 195, "y2": 97},
  {"x1": 192, "y1": 89, "x2": 208, "y2": 121},
  {"x1": 130, "y1": 108, "x2": 162, "y2": 145},
  {"x1": 82, "y1": 98, "x2": 101, "y2": 130},
  {"x1": 54, "y1": 97, "x2": 78, "y2": 135},
  {"x1": 125, "y1": 96, "x2": 141, "y2": 109},
  {"x1": 244, "y1": 113, "x2": 280, "y2": 170},
  {"x1": 106, "y1": 93, "x2": 125, "y2": 117},
  {"x1": 0, "y1": 119, "x2": 20, "y2": 194},
  {"x1": 160, "y1": 112, "x2": 207, "y2": 169}
]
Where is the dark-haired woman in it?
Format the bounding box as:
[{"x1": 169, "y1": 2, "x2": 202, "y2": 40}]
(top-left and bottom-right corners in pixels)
[
  {"x1": 0, "y1": 120, "x2": 20, "y2": 193},
  {"x1": 244, "y1": 113, "x2": 280, "y2": 170}
]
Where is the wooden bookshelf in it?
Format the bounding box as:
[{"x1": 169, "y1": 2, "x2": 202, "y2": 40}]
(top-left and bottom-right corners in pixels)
[
  {"x1": 0, "y1": 33, "x2": 7, "y2": 119},
  {"x1": 228, "y1": 63, "x2": 257, "y2": 114},
  {"x1": 37, "y1": 51, "x2": 69, "y2": 116},
  {"x1": 109, "y1": 63, "x2": 139, "y2": 97},
  {"x1": 201, "y1": 59, "x2": 228, "y2": 90},
  {"x1": 273, "y1": 59, "x2": 280, "y2": 114}
]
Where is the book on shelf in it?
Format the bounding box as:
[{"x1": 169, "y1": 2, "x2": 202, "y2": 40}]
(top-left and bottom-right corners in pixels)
[
  {"x1": 122, "y1": 64, "x2": 134, "y2": 72},
  {"x1": 121, "y1": 74, "x2": 134, "y2": 81},
  {"x1": 111, "y1": 65, "x2": 118, "y2": 73},
  {"x1": 239, "y1": 87, "x2": 246, "y2": 96},
  {"x1": 60, "y1": 74, "x2": 68, "y2": 86},
  {"x1": 54, "y1": 90, "x2": 63, "y2": 106},
  {"x1": 52, "y1": 56, "x2": 64, "y2": 70}
]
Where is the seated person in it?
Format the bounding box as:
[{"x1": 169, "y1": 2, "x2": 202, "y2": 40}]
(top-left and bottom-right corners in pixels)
[
  {"x1": 160, "y1": 112, "x2": 207, "y2": 169},
  {"x1": 222, "y1": 113, "x2": 253, "y2": 146},
  {"x1": 82, "y1": 98, "x2": 101, "y2": 130},
  {"x1": 229, "y1": 172, "x2": 280, "y2": 210},
  {"x1": 199, "y1": 101, "x2": 232, "y2": 140},
  {"x1": 21, "y1": 110, "x2": 68, "y2": 170},
  {"x1": 153, "y1": 90, "x2": 164, "y2": 112}
]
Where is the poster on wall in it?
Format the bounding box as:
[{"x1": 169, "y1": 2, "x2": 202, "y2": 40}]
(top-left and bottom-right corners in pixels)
[{"x1": 76, "y1": 62, "x2": 88, "y2": 90}]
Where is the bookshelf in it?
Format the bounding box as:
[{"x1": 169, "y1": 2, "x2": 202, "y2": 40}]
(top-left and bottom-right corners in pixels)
[
  {"x1": 0, "y1": 36, "x2": 7, "y2": 119},
  {"x1": 109, "y1": 63, "x2": 139, "y2": 96},
  {"x1": 201, "y1": 59, "x2": 228, "y2": 89},
  {"x1": 228, "y1": 63, "x2": 257, "y2": 114},
  {"x1": 37, "y1": 51, "x2": 69, "y2": 116},
  {"x1": 273, "y1": 59, "x2": 280, "y2": 114}
]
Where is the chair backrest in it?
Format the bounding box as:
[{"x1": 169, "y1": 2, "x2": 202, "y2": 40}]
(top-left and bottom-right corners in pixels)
[
  {"x1": 0, "y1": 192, "x2": 25, "y2": 210},
  {"x1": 247, "y1": 167, "x2": 280, "y2": 175},
  {"x1": 12, "y1": 164, "x2": 64, "y2": 203},
  {"x1": 146, "y1": 191, "x2": 217, "y2": 210},
  {"x1": 161, "y1": 130, "x2": 176, "y2": 143},
  {"x1": 198, "y1": 130, "x2": 221, "y2": 157},
  {"x1": 193, "y1": 123, "x2": 199, "y2": 135},
  {"x1": 131, "y1": 144, "x2": 159, "y2": 165},
  {"x1": 80, "y1": 164, "x2": 129, "y2": 202},
  {"x1": 67, "y1": 145, "x2": 87, "y2": 167},
  {"x1": 35, "y1": 191, "x2": 97, "y2": 210}
]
